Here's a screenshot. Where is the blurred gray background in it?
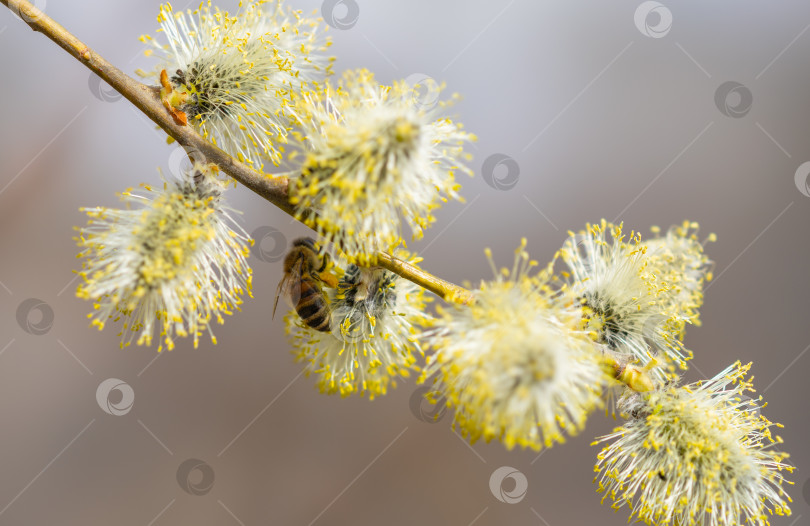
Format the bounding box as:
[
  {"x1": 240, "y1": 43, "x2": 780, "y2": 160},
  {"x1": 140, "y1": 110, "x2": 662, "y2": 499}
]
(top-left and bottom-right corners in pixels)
[{"x1": 1, "y1": 0, "x2": 809, "y2": 524}]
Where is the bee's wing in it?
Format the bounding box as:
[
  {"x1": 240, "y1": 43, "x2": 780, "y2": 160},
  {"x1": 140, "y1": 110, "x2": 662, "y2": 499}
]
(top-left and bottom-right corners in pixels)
[
  {"x1": 271, "y1": 278, "x2": 286, "y2": 320},
  {"x1": 273, "y1": 256, "x2": 304, "y2": 319}
]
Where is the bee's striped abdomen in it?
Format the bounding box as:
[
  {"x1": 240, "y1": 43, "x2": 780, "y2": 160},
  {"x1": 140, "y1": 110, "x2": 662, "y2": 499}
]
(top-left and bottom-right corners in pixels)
[{"x1": 295, "y1": 280, "x2": 331, "y2": 332}]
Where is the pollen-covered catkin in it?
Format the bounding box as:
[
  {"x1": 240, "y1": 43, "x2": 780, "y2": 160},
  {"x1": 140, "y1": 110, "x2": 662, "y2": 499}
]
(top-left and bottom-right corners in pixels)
[
  {"x1": 140, "y1": 0, "x2": 332, "y2": 168},
  {"x1": 288, "y1": 69, "x2": 475, "y2": 262},
  {"x1": 287, "y1": 252, "x2": 431, "y2": 399},
  {"x1": 421, "y1": 240, "x2": 607, "y2": 450},
  {"x1": 557, "y1": 220, "x2": 692, "y2": 381},
  {"x1": 594, "y1": 361, "x2": 793, "y2": 526},
  {"x1": 76, "y1": 164, "x2": 252, "y2": 351}
]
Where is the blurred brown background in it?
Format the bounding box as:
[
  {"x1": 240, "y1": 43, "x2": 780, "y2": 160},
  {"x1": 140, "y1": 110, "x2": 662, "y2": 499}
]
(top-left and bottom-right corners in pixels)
[{"x1": 1, "y1": 0, "x2": 809, "y2": 524}]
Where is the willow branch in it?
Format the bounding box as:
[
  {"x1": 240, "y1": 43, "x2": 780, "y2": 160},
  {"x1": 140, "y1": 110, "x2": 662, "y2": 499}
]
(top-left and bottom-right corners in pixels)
[{"x1": 2, "y1": 0, "x2": 474, "y2": 305}]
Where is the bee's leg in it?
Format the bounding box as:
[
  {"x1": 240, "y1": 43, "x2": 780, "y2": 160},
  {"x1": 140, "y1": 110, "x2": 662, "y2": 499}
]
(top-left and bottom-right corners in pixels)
[
  {"x1": 318, "y1": 271, "x2": 339, "y2": 289},
  {"x1": 317, "y1": 251, "x2": 333, "y2": 273}
]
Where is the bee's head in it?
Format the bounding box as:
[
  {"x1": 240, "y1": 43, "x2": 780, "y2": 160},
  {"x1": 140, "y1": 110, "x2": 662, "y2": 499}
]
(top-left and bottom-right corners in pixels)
[
  {"x1": 285, "y1": 237, "x2": 333, "y2": 275},
  {"x1": 292, "y1": 237, "x2": 319, "y2": 252}
]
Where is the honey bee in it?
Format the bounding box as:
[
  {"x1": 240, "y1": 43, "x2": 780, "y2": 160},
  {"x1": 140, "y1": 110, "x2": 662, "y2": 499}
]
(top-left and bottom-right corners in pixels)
[{"x1": 273, "y1": 237, "x2": 339, "y2": 332}]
